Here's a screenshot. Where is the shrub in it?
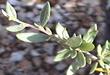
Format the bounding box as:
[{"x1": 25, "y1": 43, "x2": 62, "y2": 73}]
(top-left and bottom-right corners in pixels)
[{"x1": 2, "y1": 2, "x2": 110, "y2": 75}]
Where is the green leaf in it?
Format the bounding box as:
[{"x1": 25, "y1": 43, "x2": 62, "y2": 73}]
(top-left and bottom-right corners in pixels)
[
  {"x1": 56, "y1": 23, "x2": 69, "y2": 39},
  {"x1": 98, "y1": 60, "x2": 105, "y2": 68},
  {"x1": 83, "y1": 24, "x2": 98, "y2": 43},
  {"x1": 104, "y1": 41, "x2": 109, "y2": 50},
  {"x1": 62, "y1": 28, "x2": 69, "y2": 39},
  {"x1": 40, "y1": 2, "x2": 51, "y2": 26},
  {"x1": 103, "y1": 56, "x2": 110, "y2": 64},
  {"x1": 16, "y1": 33, "x2": 49, "y2": 43},
  {"x1": 45, "y1": 27, "x2": 52, "y2": 35},
  {"x1": 80, "y1": 41, "x2": 95, "y2": 52},
  {"x1": 70, "y1": 50, "x2": 77, "y2": 59},
  {"x1": 102, "y1": 41, "x2": 110, "y2": 56},
  {"x1": 6, "y1": 2, "x2": 17, "y2": 20},
  {"x1": 66, "y1": 65, "x2": 73, "y2": 75},
  {"x1": 86, "y1": 57, "x2": 92, "y2": 64},
  {"x1": 6, "y1": 24, "x2": 26, "y2": 32},
  {"x1": 97, "y1": 45, "x2": 102, "y2": 57},
  {"x1": 90, "y1": 62, "x2": 98, "y2": 74},
  {"x1": 54, "y1": 49, "x2": 70, "y2": 62},
  {"x1": 67, "y1": 62, "x2": 80, "y2": 75},
  {"x1": 66, "y1": 36, "x2": 82, "y2": 48},
  {"x1": 2, "y1": 10, "x2": 8, "y2": 17},
  {"x1": 76, "y1": 51, "x2": 86, "y2": 67},
  {"x1": 73, "y1": 33, "x2": 76, "y2": 37},
  {"x1": 99, "y1": 72, "x2": 104, "y2": 75}
]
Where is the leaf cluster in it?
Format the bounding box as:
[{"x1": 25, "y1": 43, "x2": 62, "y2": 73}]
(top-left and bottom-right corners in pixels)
[{"x1": 2, "y1": 2, "x2": 110, "y2": 75}]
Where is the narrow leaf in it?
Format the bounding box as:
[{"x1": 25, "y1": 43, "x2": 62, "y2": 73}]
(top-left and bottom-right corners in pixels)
[
  {"x1": 54, "y1": 49, "x2": 70, "y2": 62},
  {"x1": 83, "y1": 24, "x2": 98, "y2": 43},
  {"x1": 96, "y1": 68, "x2": 108, "y2": 72},
  {"x1": 6, "y1": 2, "x2": 17, "y2": 20},
  {"x1": 56, "y1": 23, "x2": 69, "y2": 39},
  {"x1": 67, "y1": 63, "x2": 80, "y2": 75},
  {"x1": 98, "y1": 60, "x2": 105, "y2": 68},
  {"x1": 2, "y1": 10, "x2": 8, "y2": 17},
  {"x1": 99, "y1": 72, "x2": 104, "y2": 75},
  {"x1": 62, "y1": 28, "x2": 69, "y2": 39},
  {"x1": 103, "y1": 56, "x2": 110, "y2": 64},
  {"x1": 70, "y1": 50, "x2": 77, "y2": 59},
  {"x1": 86, "y1": 57, "x2": 92, "y2": 64},
  {"x1": 66, "y1": 36, "x2": 82, "y2": 48},
  {"x1": 66, "y1": 65, "x2": 73, "y2": 75},
  {"x1": 67, "y1": 64, "x2": 78, "y2": 75},
  {"x1": 6, "y1": 24, "x2": 26, "y2": 32},
  {"x1": 16, "y1": 33, "x2": 49, "y2": 43},
  {"x1": 80, "y1": 41, "x2": 95, "y2": 51},
  {"x1": 97, "y1": 45, "x2": 102, "y2": 57},
  {"x1": 90, "y1": 62, "x2": 98, "y2": 74},
  {"x1": 102, "y1": 41, "x2": 110, "y2": 56},
  {"x1": 76, "y1": 51, "x2": 86, "y2": 67},
  {"x1": 45, "y1": 27, "x2": 52, "y2": 35},
  {"x1": 40, "y1": 2, "x2": 51, "y2": 26}
]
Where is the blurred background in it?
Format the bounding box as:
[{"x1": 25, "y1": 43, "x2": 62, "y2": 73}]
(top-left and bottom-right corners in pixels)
[{"x1": 0, "y1": 0, "x2": 110, "y2": 75}]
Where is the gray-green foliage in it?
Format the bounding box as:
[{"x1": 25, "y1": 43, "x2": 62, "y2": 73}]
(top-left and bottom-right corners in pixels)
[
  {"x1": 40, "y1": 2, "x2": 51, "y2": 26},
  {"x1": 2, "y1": 2, "x2": 110, "y2": 75}
]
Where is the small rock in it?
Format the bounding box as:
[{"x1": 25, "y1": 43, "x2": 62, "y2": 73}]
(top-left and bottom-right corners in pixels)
[
  {"x1": 12, "y1": 71, "x2": 24, "y2": 75},
  {"x1": 35, "y1": 4, "x2": 45, "y2": 9},
  {"x1": 83, "y1": 0, "x2": 100, "y2": 7},
  {"x1": 8, "y1": 0, "x2": 21, "y2": 6},
  {"x1": 26, "y1": 12, "x2": 35, "y2": 18},
  {"x1": 17, "y1": 59, "x2": 32, "y2": 72},
  {"x1": 9, "y1": 51, "x2": 25, "y2": 62},
  {"x1": 0, "y1": 25, "x2": 7, "y2": 38},
  {"x1": 1, "y1": 35, "x2": 15, "y2": 46},
  {"x1": 0, "y1": 47, "x2": 5, "y2": 54},
  {"x1": 0, "y1": 70, "x2": 4, "y2": 75},
  {"x1": 32, "y1": 57, "x2": 42, "y2": 67},
  {"x1": 77, "y1": 28, "x2": 87, "y2": 35},
  {"x1": 55, "y1": 62, "x2": 67, "y2": 71},
  {"x1": 43, "y1": 43, "x2": 56, "y2": 55},
  {"x1": 30, "y1": 50, "x2": 40, "y2": 57},
  {"x1": 44, "y1": 56, "x2": 54, "y2": 64},
  {"x1": 39, "y1": 69, "x2": 49, "y2": 75}
]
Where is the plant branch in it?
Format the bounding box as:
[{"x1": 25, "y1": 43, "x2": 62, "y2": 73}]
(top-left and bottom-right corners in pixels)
[
  {"x1": 85, "y1": 52, "x2": 98, "y2": 61},
  {"x1": 15, "y1": 19, "x2": 51, "y2": 35}
]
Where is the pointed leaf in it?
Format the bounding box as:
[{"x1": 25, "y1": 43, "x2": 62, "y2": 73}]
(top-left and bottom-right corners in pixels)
[
  {"x1": 6, "y1": 24, "x2": 26, "y2": 32},
  {"x1": 86, "y1": 57, "x2": 92, "y2": 64},
  {"x1": 67, "y1": 64, "x2": 79, "y2": 75},
  {"x1": 103, "y1": 56, "x2": 110, "y2": 64},
  {"x1": 102, "y1": 41, "x2": 110, "y2": 56},
  {"x1": 76, "y1": 51, "x2": 86, "y2": 67},
  {"x1": 70, "y1": 50, "x2": 77, "y2": 59},
  {"x1": 90, "y1": 62, "x2": 98, "y2": 74},
  {"x1": 98, "y1": 60, "x2": 105, "y2": 68},
  {"x1": 66, "y1": 36, "x2": 82, "y2": 48},
  {"x1": 62, "y1": 28, "x2": 69, "y2": 39},
  {"x1": 45, "y1": 27, "x2": 52, "y2": 35},
  {"x1": 83, "y1": 24, "x2": 98, "y2": 43},
  {"x1": 56, "y1": 23, "x2": 69, "y2": 39},
  {"x1": 6, "y1": 2, "x2": 17, "y2": 20},
  {"x1": 73, "y1": 33, "x2": 76, "y2": 37},
  {"x1": 54, "y1": 49, "x2": 70, "y2": 62},
  {"x1": 67, "y1": 62, "x2": 80, "y2": 75},
  {"x1": 66, "y1": 65, "x2": 73, "y2": 75},
  {"x1": 99, "y1": 72, "x2": 104, "y2": 75},
  {"x1": 40, "y1": 2, "x2": 51, "y2": 26},
  {"x1": 97, "y1": 45, "x2": 102, "y2": 57},
  {"x1": 2, "y1": 10, "x2": 8, "y2": 17},
  {"x1": 16, "y1": 33, "x2": 49, "y2": 43},
  {"x1": 80, "y1": 41, "x2": 95, "y2": 51}
]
